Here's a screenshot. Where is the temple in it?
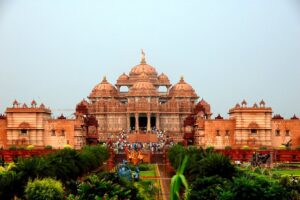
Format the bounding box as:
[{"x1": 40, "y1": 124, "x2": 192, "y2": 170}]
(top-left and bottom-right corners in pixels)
[{"x1": 0, "y1": 51, "x2": 299, "y2": 149}]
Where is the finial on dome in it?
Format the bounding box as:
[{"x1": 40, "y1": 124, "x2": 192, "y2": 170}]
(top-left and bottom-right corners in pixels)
[
  {"x1": 102, "y1": 76, "x2": 107, "y2": 82},
  {"x1": 141, "y1": 49, "x2": 146, "y2": 64},
  {"x1": 180, "y1": 75, "x2": 184, "y2": 82}
]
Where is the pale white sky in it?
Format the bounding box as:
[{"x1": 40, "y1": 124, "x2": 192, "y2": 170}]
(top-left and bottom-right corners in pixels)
[{"x1": 0, "y1": 0, "x2": 299, "y2": 118}]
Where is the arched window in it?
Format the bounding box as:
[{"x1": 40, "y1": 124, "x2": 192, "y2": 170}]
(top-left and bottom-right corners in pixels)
[
  {"x1": 20, "y1": 129, "x2": 28, "y2": 135},
  {"x1": 120, "y1": 86, "x2": 129, "y2": 92},
  {"x1": 158, "y1": 86, "x2": 168, "y2": 93}
]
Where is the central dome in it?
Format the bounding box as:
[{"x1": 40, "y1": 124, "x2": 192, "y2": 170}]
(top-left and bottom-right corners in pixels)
[
  {"x1": 130, "y1": 63, "x2": 158, "y2": 76},
  {"x1": 129, "y1": 50, "x2": 158, "y2": 76}
]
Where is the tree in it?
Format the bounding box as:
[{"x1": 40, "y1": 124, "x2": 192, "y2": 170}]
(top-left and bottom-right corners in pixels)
[{"x1": 189, "y1": 153, "x2": 235, "y2": 182}]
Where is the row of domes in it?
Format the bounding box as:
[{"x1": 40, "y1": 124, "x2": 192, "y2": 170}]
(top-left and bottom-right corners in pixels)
[{"x1": 89, "y1": 57, "x2": 197, "y2": 98}]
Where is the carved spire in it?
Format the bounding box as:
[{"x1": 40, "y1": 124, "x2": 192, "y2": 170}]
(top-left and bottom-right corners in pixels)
[
  {"x1": 102, "y1": 76, "x2": 107, "y2": 83},
  {"x1": 180, "y1": 75, "x2": 185, "y2": 83},
  {"x1": 141, "y1": 49, "x2": 146, "y2": 64}
]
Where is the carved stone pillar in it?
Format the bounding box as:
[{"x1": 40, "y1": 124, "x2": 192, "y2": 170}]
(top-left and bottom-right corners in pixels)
[
  {"x1": 147, "y1": 113, "x2": 151, "y2": 132},
  {"x1": 156, "y1": 113, "x2": 160, "y2": 130},
  {"x1": 126, "y1": 113, "x2": 130, "y2": 131},
  {"x1": 135, "y1": 113, "x2": 139, "y2": 132}
]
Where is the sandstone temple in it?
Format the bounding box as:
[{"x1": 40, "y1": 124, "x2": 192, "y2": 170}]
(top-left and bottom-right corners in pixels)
[{"x1": 0, "y1": 51, "x2": 299, "y2": 149}]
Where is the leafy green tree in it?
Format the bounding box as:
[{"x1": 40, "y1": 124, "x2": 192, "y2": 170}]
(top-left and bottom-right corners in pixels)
[
  {"x1": 0, "y1": 170, "x2": 20, "y2": 200},
  {"x1": 25, "y1": 178, "x2": 64, "y2": 200},
  {"x1": 189, "y1": 153, "x2": 235, "y2": 182},
  {"x1": 13, "y1": 157, "x2": 50, "y2": 198},
  {"x1": 168, "y1": 144, "x2": 186, "y2": 170}
]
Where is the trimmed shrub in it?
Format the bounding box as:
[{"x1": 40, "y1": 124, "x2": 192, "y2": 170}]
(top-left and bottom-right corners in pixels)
[
  {"x1": 295, "y1": 146, "x2": 300, "y2": 150},
  {"x1": 278, "y1": 145, "x2": 286, "y2": 150},
  {"x1": 241, "y1": 145, "x2": 250, "y2": 150},
  {"x1": 8, "y1": 145, "x2": 17, "y2": 150},
  {"x1": 25, "y1": 178, "x2": 64, "y2": 200},
  {"x1": 26, "y1": 145, "x2": 35, "y2": 150},
  {"x1": 225, "y1": 146, "x2": 232, "y2": 150},
  {"x1": 45, "y1": 145, "x2": 52, "y2": 150},
  {"x1": 63, "y1": 144, "x2": 72, "y2": 149},
  {"x1": 206, "y1": 146, "x2": 214, "y2": 152},
  {"x1": 259, "y1": 146, "x2": 268, "y2": 150}
]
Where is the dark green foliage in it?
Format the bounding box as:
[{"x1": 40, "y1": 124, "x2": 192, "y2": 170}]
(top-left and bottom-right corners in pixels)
[
  {"x1": 44, "y1": 145, "x2": 53, "y2": 150},
  {"x1": 295, "y1": 146, "x2": 300, "y2": 150},
  {"x1": 259, "y1": 146, "x2": 268, "y2": 150},
  {"x1": 8, "y1": 145, "x2": 17, "y2": 150},
  {"x1": 224, "y1": 146, "x2": 232, "y2": 150},
  {"x1": 168, "y1": 144, "x2": 186, "y2": 170},
  {"x1": 13, "y1": 156, "x2": 50, "y2": 197},
  {"x1": 0, "y1": 171, "x2": 20, "y2": 200},
  {"x1": 135, "y1": 180, "x2": 159, "y2": 200},
  {"x1": 128, "y1": 163, "x2": 153, "y2": 171},
  {"x1": 70, "y1": 172, "x2": 140, "y2": 200},
  {"x1": 227, "y1": 176, "x2": 287, "y2": 200},
  {"x1": 25, "y1": 178, "x2": 64, "y2": 200},
  {"x1": 167, "y1": 145, "x2": 298, "y2": 199},
  {"x1": 0, "y1": 145, "x2": 109, "y2": 199},
  {"x1": 168, "y1": 145, "x2": 215, "y2": 179},
  {"x1": 190, "y1": 176, "x2": 229, "y2": 200},
  {"x1": 189, "y1": 153, "x2": 236, "y2": 182}
]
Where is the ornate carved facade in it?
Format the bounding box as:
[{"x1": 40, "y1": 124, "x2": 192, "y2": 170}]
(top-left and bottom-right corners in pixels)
[
  {"x1": 75, "y1": 51, "x2": 199, "y2": 142},
  {"x1": 0, "y1": 100, "x2": 85, "y2": 149},
  {"x1": 0, "y1": 51, "x2": 299, "y2": 149}
]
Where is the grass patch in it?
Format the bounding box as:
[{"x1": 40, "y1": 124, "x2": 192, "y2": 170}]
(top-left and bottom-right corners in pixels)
[
  {"x1": 140, "y1": 170, "x2": 156, "y2": 177},
  {"x1": 272, "y1": 169, "x2": 300, "y2": 176}
]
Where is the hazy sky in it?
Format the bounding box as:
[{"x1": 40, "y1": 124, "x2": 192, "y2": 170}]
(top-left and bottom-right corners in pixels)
[{"x1": 0, "y1": 0, "x2": 299, "y2": 118}]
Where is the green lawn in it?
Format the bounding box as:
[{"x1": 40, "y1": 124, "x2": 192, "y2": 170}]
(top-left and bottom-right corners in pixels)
[
  {"x1": 140, "y1": 170, "x2": 156, "y2": 177},
  {"x1": 272, "y1": 169, "x2": 300, "y2": 176}
]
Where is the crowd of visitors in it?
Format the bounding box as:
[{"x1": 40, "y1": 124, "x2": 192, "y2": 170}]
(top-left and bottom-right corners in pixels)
[{"x1": 105, "y1": 128, "x2": 174, "y2": 153}]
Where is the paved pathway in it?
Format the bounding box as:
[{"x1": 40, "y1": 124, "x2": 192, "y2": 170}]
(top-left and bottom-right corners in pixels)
[{"x1": 157, "y1": 164, "x2": 171, "y2": 200}]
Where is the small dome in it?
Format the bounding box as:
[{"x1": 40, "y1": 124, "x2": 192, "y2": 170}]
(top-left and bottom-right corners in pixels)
[
  {"x1": 158, "y1": 73, "x2": 170, "y2": 85},
  {"x1": 199, "y1": 98, "x2": 209, "y2": 106},
  {"x1": 291, "y1": 114, "x2": 299, "y2": 120},
  {"x1": 241, "y1": 100, "x2": 247, "y2": 106},
  {"x1": 215, "y1": 114, "x2": 224, "y2": 120},
  {"x1": 31, "y1": 100, "x2": 37, "y2": 105},
  {"x1": 13, "y1": 100, "x2": 18, "y2": 106},
  {"x1": 90, "y1": 76, "x2": 118, "y2": 98},
  {"x1": 117, "y1": 73, "x2": 129, "y2": 81},
  {"x1": 169, "y1": 76, "x2": 197, "y2": 98}
]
